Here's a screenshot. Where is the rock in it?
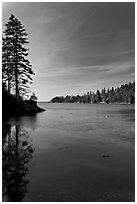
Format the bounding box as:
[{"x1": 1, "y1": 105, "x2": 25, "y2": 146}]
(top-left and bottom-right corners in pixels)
[
  {"x1": 23, "y1": 100, "x2": 45, "y2": 115},
  {"x1": 3, "y1": 94, "x2": 45, "y2": 120},
  {"x1": 100, "y1": 154, "x2": 110, "y2": 158}
]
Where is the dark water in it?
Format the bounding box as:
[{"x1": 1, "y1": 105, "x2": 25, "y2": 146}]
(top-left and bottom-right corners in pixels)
[{"x1": 2, "y1": 103, "x2": 135, "y2": 202}]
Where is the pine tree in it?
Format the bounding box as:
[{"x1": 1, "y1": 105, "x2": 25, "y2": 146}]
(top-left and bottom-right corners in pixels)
[
  {"x1": 109, "y1": 87, "x2": 116, "y2": 103},
  {"x1": 2, "y1": 36, "x2": 13, "y2": 94},
  {"x1": 101, "y1": 88, "x2": 106, "y2": 102},
  {"x1": 30, "y1": 92, "x2": 38, "y2": 101},
  {"x1": 87, "y1": 91, "x2": 91, "y2": 103},
  {"x1": 2, "y1": 14, "x2": 35, "y2": 99},
  {"x1": 92, "y1": 92, "x2": 96, "y2": 103},
  {"x1": 95, "y1": 90, "x2": 102, "y2": 103},
  {"x1": 115, "y1": 87, "x2": 122, "y2": 103}
]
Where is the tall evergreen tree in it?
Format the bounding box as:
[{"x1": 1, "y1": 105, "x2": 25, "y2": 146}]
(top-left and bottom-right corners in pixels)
[
  {"x1": 86, "y1": 91, "x2": 91, "y2": 103},
  {"x1": 101, "y1": 88, "x2": 106, "y2": 102},
  {"x1": 115, "y1": 87, "x2": 122, "y2": 102},
  {"x1": 2, "y1": 36, "x2": 14, "y2": 94},
  {"x1": 91, "y1": 92, "x2": 96, "y2": 103},
  {"x1": 109, "y1": 87, "x2": 116, "y2": 103},
  {"x1": 2, "y1": 14, "x2": 35, "y2": 99},
  {"x1": 95, "y1": 90, "x2": 102, "y2": 103}
]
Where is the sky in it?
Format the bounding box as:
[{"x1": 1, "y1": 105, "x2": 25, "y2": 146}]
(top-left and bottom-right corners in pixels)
[{"x1": 2, "y1": 2, "x2": 135, "y2": 101}]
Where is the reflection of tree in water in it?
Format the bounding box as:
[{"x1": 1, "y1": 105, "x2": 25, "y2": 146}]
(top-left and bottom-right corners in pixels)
[{"x1": 2, "y1": 124, "x2": 34, "y2": 202}]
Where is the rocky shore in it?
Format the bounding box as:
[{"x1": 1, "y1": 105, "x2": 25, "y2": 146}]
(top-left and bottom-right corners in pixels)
[
  {"x1": 3, "y1": 89, "x2": 45, "y2": 120},
  {"x1": 24, "y1": 100, "x2": 45, "y2": 115}
]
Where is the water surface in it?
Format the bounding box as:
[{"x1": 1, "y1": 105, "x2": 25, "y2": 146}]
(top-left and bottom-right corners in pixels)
[{"x1": 2, "y1": 103, "x2": 135, "y2": 202}]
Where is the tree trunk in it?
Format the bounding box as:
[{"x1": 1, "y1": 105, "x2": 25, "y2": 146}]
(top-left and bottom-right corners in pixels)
[
  {"x1": 15, "y1": 29, "x2": 19, "y2": 99},
  {"x1": 15, "y1": 65, "x2": 18, "y2": 99},
  {"x1": 15, "y1": 126, "x2": 19, "y2": 150},
  {"x1": 7, "y1": 71, "x2": 11, "y2": 94}
]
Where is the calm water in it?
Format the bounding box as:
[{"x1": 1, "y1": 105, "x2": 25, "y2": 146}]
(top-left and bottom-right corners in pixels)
[{"x1": 2, "y1": 103, "x2": 135, "y2": 202}]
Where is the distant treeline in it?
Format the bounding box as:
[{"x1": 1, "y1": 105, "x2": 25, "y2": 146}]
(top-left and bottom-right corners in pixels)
[{"x1": 51, "y1": 81, "x2": 135, "y2": 104}]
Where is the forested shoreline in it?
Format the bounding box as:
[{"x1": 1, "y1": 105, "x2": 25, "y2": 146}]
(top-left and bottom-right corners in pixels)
[{"x1": 51, "y1": 81, "x2": 135, "y2": 104}]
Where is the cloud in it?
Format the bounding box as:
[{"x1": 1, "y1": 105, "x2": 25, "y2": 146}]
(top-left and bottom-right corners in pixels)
[
  {"x1": 35, "y1": 59, "x2": 134, "y2": 91},
  {"x1": 2, "y1": 2, "x2": 135, "y2": 100}
]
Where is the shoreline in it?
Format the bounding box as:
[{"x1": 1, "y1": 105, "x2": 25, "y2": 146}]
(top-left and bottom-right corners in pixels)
[
  {"x1": 47, "y1": 102, "x2": 134, "y2": 105},
  {"x1": 3, "y1": 99, "x2": 45, "y2": 121}
]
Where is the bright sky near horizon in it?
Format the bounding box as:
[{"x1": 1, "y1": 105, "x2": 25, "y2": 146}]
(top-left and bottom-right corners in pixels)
[{"x1": 2, "y1": 2, "x2": 135, "y2": 101}]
